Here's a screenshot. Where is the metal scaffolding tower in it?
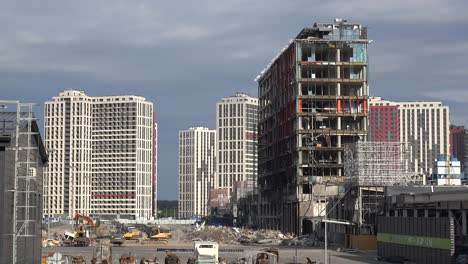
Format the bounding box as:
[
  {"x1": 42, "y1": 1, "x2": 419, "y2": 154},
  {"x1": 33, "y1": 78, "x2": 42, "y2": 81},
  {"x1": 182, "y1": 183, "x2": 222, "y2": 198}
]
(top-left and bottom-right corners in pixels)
[
  {"x1": 343, "y1": 141, "x2": 423, "y2": 228},
  {"x1": 344, "y1": 141, "x2": 422, "y2": 186},
  {"x1": 2, "y1": 101, "x2": 41, "y2": 264}
]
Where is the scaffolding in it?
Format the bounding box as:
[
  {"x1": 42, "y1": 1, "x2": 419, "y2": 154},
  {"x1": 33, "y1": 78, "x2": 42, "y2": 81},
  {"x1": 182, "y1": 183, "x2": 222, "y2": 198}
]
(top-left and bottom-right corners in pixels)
[
  {"x1": 340, "y1": 141, "x2": 423, "y2": 230},
  {"x1": 1, "y1": 101, "x2": 41, "y2": 264},
  {"x1": 344, "y1": 141, "x2": 422, "y2": 186}
]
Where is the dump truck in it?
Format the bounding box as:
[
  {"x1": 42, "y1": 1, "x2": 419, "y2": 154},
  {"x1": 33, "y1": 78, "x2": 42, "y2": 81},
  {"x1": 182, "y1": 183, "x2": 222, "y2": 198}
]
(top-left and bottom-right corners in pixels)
[{"x1": 194, "y1": 241, "x2": 219, "y2": 264}]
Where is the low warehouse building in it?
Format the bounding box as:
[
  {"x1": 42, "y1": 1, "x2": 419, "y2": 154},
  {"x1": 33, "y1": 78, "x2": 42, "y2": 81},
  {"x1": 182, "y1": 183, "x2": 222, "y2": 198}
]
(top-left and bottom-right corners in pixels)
[{"x1": 378, "y1": 186, "x2": 468, "y2": 263}]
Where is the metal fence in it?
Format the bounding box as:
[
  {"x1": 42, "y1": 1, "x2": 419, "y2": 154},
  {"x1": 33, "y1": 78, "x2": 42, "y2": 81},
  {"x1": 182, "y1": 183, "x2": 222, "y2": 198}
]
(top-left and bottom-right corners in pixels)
[{"x1": 377, "y1": 216, "x2": 455, "y2": 263}]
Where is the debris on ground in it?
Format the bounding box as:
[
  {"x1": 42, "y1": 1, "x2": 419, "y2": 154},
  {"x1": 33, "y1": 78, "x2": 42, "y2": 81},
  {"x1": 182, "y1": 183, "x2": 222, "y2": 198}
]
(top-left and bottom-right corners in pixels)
[
  {"x1": 41, "y1": 221, "x2": 322, "y2": 248},
  {"x1": 174, "y1": 225, "x2": 300, "y2": 246},
  {"x1": 341, "y1": 248, "x2": 359, "y2": 253},
  {"x1": 280, "y1": 234, "x2": 322, "y2": 247},
  {"x1": 42, "y1": 239, "x2": 61, "y2": 247}
]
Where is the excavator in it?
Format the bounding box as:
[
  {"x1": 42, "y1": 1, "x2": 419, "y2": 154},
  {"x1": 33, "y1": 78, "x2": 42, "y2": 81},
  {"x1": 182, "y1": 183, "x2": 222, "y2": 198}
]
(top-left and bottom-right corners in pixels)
[
  {"x1": 149, "y1": 226, "x2": 172, "y2": 241},
  {"x1": 63, "y1": 211, "x2": 94, "y2": 246},
  {"x1": 121, "y1": 224, "x2": 172, "y2": 244},
  {"x1": 123, "y1": 226, "x2": 144, "y2": 240},
  {"x1": 140, "y1": 226, "x2": 172, "y2": 245}
]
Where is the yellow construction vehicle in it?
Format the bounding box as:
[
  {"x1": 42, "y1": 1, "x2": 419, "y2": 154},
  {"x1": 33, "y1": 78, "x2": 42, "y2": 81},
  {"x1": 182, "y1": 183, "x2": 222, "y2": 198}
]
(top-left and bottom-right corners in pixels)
[
  {"x1": 124, "y1": 227, "x2": 144, "y2": 240},
  {"x1": 149, "y1": 227, "x2": 172, "y2": 240},
  {"x1": 124, "y1": 226, "x2": 147, "y2": 240}
]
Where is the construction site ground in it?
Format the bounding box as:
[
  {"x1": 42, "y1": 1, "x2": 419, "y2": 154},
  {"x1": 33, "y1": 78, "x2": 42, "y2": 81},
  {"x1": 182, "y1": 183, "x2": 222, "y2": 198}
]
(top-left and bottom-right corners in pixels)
[
  {"x1": 43, "y1": 223, "x2": 380, "y2": 263},
  {"x1": 42, "y1": 243, "x2": 380, "y2": 264}
]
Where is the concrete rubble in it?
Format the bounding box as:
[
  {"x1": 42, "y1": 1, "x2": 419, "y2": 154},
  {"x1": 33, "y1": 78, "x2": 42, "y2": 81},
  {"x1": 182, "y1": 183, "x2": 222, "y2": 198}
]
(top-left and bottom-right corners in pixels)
[
  {"x1": 42, "y1": 222, "x2": 323, "y2": 248},
  {"x1": 280, "y1": 234, "x2": 322, "y2": 247},
  {"x1": 170, "y1": 225, "x2": 323, "y2": 247}
]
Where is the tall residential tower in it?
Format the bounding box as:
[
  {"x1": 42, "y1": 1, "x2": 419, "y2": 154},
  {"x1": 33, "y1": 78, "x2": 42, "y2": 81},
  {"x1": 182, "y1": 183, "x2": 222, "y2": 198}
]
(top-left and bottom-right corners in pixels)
[
  {"x1": 369, "y1": 97, "x2": 450, "y2": 179},
  {"x1": 215, "y1": 93, "x2": 258, "y2": 195},
  {"x1": 44, "y1": 90, "x2": 154, "y2": 219},
  {"x1": 257, "y1": 19, "x2": 369, "y2": 234},
  {"x1": 368, "y1": 103, "x2": 399, "y2": 142},
  {"x1": 178, "y1": 127, "x2": 216, "y2": 218}
]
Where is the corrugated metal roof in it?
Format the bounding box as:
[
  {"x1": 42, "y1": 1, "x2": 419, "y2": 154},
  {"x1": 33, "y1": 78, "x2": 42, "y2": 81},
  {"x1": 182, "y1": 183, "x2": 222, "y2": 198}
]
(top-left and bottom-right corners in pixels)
[{"x1": 387, "y1": 186, "x2": 468, "y2": 196}]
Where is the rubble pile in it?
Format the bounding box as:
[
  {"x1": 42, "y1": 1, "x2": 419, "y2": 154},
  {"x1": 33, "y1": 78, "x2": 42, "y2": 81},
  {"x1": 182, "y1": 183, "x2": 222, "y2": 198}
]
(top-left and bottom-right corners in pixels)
[
  {"x1": 237, "y1": 228, "x2": 293, "y2": 244},
  {"x1": 189, "y1": 226, "x2": 239, "y2": 244},
  {"x1": 41, "y1": 221, "x2": 322, "y2": 249},
  {"x1": 170, "y1": 228, "x2": 190, "y2": 241},
  {"x1": 280, "y1": 234, "x2": 322, "y2": 247},
  {"x1": 185, "y1": 226, "x2": 297, "y2": 246}
]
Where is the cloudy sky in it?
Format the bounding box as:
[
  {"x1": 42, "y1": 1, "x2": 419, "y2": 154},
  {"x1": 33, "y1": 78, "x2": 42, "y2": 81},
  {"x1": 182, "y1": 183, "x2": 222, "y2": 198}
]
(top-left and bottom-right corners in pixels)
[{"x1": 1, "y1": 0, "x2": 467, "y2": 199}]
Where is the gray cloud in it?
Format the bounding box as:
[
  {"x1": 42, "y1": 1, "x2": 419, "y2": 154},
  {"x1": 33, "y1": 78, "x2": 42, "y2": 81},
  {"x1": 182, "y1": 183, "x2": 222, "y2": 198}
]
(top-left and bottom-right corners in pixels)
[{"x1": 1, "y1": 0, "x2": 467, "y2": 199}]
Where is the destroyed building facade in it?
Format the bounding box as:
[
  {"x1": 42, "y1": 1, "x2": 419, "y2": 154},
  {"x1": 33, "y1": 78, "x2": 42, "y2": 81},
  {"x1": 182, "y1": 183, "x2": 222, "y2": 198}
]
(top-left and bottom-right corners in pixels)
[{"x1": 256, "y1": 19, "x2": 369, "y2": 234}]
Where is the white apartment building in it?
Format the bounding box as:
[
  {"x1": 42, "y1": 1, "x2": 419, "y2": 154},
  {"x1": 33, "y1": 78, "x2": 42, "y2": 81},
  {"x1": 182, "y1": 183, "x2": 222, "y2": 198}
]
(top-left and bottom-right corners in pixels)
[
  {"x1": 216, "y1": 93, "x2": 258, "y2": 194},
  {"x1": 153, "y1": 115, "x2": 158, "y2": 217},
  {"x1": 178, "y1": 127, "x2": 216, "y2": 218},
  {"x1": 44, "y1": 90, "x2": 154, "y2": 220},
  {"x1": 369, "y1": 97, "x2": 450, "y2": 179}
]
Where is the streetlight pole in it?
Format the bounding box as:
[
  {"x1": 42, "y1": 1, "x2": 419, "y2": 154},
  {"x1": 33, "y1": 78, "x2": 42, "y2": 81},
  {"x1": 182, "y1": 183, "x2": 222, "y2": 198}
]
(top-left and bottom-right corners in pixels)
[{"x1": 324, "y1": 183, "x2": 328, "y2": 264}]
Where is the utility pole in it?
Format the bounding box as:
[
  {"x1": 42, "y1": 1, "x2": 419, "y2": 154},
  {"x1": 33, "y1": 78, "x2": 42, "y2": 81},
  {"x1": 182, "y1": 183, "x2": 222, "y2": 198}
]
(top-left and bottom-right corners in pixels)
[
  {"x1": 12, "y1": 101, "x2": 20, "y2": 264},
  {"x1": 324, "y1": 183, "x2": 328, "y2": 264}
]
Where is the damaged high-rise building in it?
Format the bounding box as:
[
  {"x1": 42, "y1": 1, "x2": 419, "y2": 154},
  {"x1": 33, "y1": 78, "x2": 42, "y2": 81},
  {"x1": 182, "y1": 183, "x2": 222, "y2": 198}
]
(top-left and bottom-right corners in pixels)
[{"x1": 256, "y1": 19, "x2": 370, "y2": 234}]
